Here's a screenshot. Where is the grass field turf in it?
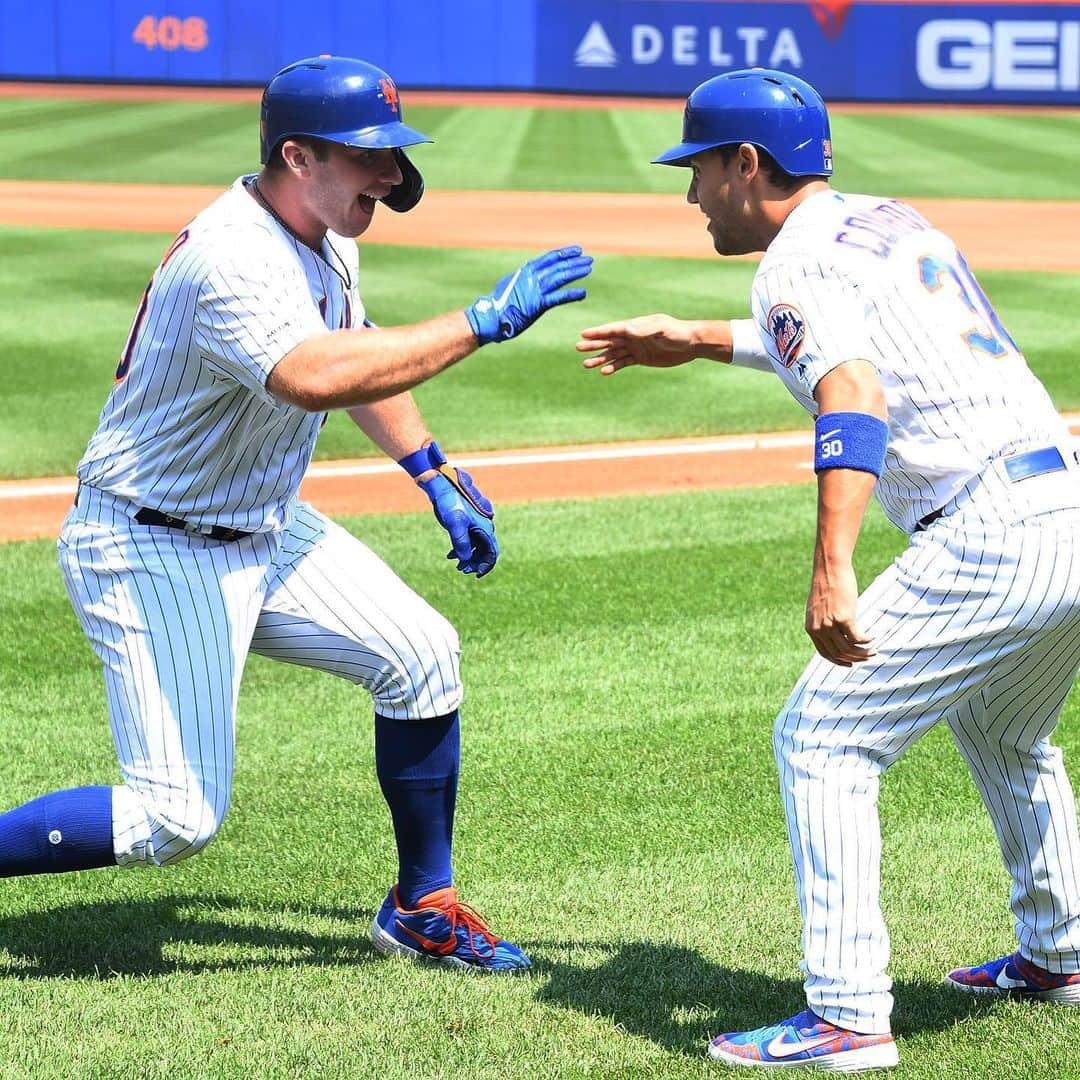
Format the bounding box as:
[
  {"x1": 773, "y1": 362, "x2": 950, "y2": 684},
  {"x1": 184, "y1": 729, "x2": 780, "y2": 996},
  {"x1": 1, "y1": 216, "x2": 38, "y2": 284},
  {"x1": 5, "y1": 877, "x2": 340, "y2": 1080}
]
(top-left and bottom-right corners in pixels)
[
  {"x1": 1, "y1": 96, "x2": 1080, "y2": 200},
  {"x1": 2, "y1": 90, "x2": 1079, "y2": 1078},
  {"x1": 1, "y1": 488, "x2": 1079, "y2": 1079},
  {"x1": 3, "y1": 227, "x2": 1080, "y2": 479}
]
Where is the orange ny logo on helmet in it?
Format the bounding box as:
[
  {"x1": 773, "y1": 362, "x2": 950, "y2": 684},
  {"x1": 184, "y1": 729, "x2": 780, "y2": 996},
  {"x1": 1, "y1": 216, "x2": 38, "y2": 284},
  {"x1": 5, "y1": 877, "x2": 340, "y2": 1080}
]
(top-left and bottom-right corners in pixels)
[{"x1": 379, "y1": 77, "x2": 399, "y2": 113}]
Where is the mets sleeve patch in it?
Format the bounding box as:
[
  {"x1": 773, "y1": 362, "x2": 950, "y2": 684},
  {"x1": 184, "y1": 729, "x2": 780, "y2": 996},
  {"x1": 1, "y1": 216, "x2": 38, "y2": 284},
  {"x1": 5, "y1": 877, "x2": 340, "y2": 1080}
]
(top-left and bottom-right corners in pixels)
[{"x1": 768, "y1": 303, "x2": 806, "y2": 369}]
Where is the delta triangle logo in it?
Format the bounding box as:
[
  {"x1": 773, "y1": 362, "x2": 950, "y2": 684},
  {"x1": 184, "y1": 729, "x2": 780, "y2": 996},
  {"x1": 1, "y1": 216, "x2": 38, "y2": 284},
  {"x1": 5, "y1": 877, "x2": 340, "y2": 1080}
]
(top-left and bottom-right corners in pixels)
[
  {"x1": 575, "y1": 21, "x2": 618, "y2": 68},
  {"x1": 807, "y1": 0, "x2": 854, "y2": 41}
]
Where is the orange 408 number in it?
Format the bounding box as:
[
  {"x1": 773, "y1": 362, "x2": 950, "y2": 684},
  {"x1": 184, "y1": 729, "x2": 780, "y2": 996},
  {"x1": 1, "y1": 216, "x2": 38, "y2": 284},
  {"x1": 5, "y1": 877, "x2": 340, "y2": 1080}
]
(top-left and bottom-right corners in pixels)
[{"x1": 132, "y1": 15, "x2": 209, "y2": 51}]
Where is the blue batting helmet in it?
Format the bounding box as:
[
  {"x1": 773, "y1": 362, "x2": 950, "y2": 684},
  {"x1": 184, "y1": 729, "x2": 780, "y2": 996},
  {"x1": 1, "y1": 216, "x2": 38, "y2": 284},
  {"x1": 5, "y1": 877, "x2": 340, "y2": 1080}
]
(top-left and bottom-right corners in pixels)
[
  {"x1": 654, "y1": 69, "x2": 832, "y2": 177},
  {"x1": 260, "y1": 55, "x2": 432, "y2": 212}
]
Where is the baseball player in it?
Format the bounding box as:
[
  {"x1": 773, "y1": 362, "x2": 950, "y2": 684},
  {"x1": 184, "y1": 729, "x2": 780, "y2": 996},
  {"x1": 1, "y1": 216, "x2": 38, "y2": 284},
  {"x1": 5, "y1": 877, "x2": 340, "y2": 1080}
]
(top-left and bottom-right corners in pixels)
[
  {"x1": 0, "y1": 56, "x2": 592, "y2": 973},
  {"x1": 578, "y1": 69, "x2": 1080, "y2": 1068}
]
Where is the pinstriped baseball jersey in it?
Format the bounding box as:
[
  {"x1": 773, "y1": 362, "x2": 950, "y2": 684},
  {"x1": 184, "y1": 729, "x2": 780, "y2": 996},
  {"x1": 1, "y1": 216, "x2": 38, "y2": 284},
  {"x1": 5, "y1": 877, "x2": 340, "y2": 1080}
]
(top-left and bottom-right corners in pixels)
[
  {"x1": 60, "y1": 171, "x2": 464, "y2": 870},
  {"x1": 749, "y1": 187, "x2": 1080, "y2": 1036},
  {"x1": 749, "y1": 190, "x2": 1075, "y2": 533},
  {"x1": 77, "y1": 176, "x2": 364, "y2": 533}
]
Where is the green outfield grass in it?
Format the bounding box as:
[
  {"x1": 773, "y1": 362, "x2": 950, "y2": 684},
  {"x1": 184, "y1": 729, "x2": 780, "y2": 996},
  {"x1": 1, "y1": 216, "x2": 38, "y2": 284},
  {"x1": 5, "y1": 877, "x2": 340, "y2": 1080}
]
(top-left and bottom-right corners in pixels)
[
  {"x1": 0, "y1": 488, "x2": 1078, "y2": 1079},
  {"x1": 2, "y1": 226, "x2": 1078, "y2": 479},
  {"x1": 1, "y1": 95, "x2": 1079, "y2": 200}
]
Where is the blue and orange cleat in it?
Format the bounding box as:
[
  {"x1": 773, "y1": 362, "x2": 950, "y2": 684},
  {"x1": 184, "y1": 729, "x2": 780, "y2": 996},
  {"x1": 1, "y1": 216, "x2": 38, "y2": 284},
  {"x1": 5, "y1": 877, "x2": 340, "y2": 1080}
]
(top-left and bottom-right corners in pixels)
[
  {"x1": 707, "y1": 1009, "x2": 899, "y2": 1072},
  {"x1": 370, "y1": 885, "x2": 531, "y2": 973},
  {"x1": 946, "y1": 952, "x2": 1080, "y2": 1004}
]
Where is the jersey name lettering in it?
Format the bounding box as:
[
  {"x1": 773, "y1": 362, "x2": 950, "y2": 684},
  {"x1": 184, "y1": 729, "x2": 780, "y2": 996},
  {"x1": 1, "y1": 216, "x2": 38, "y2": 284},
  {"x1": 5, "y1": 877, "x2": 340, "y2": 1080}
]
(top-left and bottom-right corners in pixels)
[{"x1": 835, "y1": 200, "x2": 931, "y2": 258}]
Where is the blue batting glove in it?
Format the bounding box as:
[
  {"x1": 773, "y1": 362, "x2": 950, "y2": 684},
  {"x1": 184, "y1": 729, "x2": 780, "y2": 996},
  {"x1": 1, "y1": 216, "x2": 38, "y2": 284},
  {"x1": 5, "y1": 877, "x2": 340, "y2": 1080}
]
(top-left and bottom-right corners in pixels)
[
  {"x1": 465, "y1": 245, "x2": 594, "y2": 345},
  {"x1": 399, "y1": 441, "x2": 499, "y2": 577},
  {"x1": 419, "y1": 472, "x2": 498, "y2": 577}
]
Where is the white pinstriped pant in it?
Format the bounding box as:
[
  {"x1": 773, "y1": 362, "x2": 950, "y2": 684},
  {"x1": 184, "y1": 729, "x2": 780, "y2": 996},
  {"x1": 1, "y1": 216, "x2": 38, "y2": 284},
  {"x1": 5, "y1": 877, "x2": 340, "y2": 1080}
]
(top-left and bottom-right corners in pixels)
[
  {"x1": 58, "y1": 486, "x2": 462, "y2": 868},
  {"x1": 776, "y1": 457, "x2": 1080, "y2": 1034}
]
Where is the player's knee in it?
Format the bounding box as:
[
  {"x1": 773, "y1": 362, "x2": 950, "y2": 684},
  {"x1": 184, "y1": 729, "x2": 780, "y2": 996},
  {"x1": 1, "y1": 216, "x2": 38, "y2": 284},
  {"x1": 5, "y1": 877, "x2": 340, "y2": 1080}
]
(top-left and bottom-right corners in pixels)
[
  {"x1": 424, "y1": 614, "x2": 462, "y2": 687},
  {"x1": 374, "y1": 613, "x2": 462, "y2": 716},
  {"x1": 114, "y1": 782, "x2": 228, "y2": 868},
  {"x1": 772, "y1": 707, "x2": 833, "y2": 777},
  {"x1": 150, "y1": 813, "x2": 223, "y2": 866}
]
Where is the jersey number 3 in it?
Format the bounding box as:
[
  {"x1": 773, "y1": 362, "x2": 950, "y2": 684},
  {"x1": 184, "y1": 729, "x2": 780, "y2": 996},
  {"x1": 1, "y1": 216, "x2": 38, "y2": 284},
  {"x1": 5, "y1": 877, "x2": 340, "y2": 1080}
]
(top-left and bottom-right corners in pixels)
[
  {"x1": 115, "y1": 230, "x2": 190, "y2": 381},
  {"x1": 918, "y1": 252, "x2": 1019, "y2": 359}
]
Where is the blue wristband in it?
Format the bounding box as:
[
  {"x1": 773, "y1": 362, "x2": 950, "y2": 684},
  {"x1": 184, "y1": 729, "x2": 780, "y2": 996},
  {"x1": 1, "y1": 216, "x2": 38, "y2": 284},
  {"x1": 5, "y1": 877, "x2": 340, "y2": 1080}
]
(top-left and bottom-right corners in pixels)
[
  {"x1": 398, "y1": 440, "x2": 447, "y2": 478},
  {"x1": 814, "y1": 411, "x2": 888, "y2": 476}
]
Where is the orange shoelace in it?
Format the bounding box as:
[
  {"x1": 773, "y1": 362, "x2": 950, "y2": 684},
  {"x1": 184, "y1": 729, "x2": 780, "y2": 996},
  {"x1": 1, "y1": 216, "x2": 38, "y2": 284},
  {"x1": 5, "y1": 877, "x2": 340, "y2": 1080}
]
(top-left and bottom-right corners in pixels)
[{"x1": 443, "y1": 899, "x2": 500, "y2": 957}]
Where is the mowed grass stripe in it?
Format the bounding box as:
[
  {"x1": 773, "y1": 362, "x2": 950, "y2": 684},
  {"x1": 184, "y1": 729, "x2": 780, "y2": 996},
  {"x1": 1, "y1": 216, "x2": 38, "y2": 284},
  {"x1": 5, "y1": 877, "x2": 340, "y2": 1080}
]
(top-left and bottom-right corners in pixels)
[
  {"x1": 1, "y1": 96, "x2": 1079, "y2": 199},
  {"x1": 830, "y1": 113, "x2": 1071, "y2": 199},
  {"x1": 0, "y1": 97, "x2": 135, "y2": 134},
  {"x1": 0, "y1": 489, "x2": 1078, "y2": 1078},
  {"x1": 508, "y1": 107, "x2": 676, "y2": 194},
  {"x1": 0, "y1": 100, "x2": 256, "y2": 184},
  {"x1": 407, "y1": 104, "x2": 537, "y2": 190},
  {"x1": 609, "y1": 105, "x2": 691, "y2": 191}
]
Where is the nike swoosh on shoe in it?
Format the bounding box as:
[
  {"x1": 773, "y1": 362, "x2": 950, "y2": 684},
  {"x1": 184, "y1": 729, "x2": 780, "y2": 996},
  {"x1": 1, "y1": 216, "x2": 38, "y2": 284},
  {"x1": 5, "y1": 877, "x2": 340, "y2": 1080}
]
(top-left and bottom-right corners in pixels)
[{"x1": 764, "y1": 1032, "x2": 841, "y2": 1059}]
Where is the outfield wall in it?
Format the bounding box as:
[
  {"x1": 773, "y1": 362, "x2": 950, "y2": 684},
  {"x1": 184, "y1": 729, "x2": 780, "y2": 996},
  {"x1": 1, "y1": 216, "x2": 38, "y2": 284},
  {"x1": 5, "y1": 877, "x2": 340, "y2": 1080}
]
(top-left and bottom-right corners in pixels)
[{"x1": 1, "y1": 0, "x2": 1078, "y2": 103}]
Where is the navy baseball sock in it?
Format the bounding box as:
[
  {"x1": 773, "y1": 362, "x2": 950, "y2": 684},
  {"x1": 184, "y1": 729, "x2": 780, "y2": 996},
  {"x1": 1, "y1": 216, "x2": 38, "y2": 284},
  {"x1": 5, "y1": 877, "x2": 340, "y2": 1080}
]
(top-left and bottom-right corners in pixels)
[
  {"x1": 375, "y1": 710, "x2": 459, "y2": 908},
  {"x1": 0, "y1": 786, "x2": 116, "y2": 876}
]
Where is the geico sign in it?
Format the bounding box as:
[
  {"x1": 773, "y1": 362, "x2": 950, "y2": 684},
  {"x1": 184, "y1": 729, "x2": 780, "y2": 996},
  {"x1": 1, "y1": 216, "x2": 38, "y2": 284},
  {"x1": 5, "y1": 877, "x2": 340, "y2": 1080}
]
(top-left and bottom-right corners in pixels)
[{"x1": 917, "y1": 19, "x2": 1079, "y2": 91}]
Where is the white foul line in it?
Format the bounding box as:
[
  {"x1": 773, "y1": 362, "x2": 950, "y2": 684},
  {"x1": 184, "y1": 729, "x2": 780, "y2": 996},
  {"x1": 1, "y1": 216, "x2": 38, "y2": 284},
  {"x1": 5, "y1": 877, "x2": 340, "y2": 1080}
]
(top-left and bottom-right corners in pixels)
[
  {"x1": 2, "y1": 417, "x2": 1079, "y2": 500},
  {"x1": 304, "y1": 431, "x2": 810, "y2": 479},
  {"x1": 0, "y1": 432, "x2": 811, "y2": 498}
]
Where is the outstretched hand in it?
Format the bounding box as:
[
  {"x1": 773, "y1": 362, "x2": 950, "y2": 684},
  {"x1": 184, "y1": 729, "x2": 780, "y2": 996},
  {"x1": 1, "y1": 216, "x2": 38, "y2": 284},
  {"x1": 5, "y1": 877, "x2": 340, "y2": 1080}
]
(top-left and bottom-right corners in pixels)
[
  {"x1": 466, "y1": 246, "x2": 594, "y2": 345},
  {"x1": 576, "y1": 314, "x2": 701, "y2": 375}
]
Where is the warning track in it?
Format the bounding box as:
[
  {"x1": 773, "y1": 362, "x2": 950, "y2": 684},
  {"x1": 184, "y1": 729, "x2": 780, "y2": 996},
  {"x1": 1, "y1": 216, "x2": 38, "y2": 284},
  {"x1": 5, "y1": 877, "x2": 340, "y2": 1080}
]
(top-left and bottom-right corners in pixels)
[
  {"x1": 1, "y1": 182, "x2": 1076, "y2": 273},
  {"x1": 1, "y1": 80, "x2": 1076, "y2": 115}
]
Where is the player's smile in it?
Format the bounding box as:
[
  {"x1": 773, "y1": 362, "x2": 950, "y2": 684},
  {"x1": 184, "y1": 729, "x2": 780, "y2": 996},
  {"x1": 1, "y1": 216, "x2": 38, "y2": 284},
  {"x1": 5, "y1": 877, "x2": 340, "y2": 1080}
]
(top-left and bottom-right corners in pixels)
[
  {"x1": 326, "y1": 147, "x2": 402, "y2": 235},
  {"x1": 354, "y1": 182, "x2": 393, "y2": 216},
  {"x1": 352, "y1": 192, "x2": 377, "y2": 223}
]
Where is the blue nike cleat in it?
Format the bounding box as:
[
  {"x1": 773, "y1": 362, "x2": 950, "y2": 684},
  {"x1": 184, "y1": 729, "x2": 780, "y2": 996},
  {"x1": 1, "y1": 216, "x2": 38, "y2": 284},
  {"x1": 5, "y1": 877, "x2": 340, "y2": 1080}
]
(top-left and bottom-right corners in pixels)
[
  {"x1": 370, "y1": 885, "x2": 531, "y2": 973},
  {"x1": 946, "y1": 952, "x2": 1080, "y2": 1004},
  {"x1": 707, "y1": 1009, "x2": 899, "y2": 1072}
]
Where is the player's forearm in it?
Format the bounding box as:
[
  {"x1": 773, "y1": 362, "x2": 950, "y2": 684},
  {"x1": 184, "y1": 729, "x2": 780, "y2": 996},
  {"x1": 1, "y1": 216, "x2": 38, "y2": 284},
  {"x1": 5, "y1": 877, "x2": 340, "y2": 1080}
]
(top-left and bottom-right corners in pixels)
[
  {"x1": 347, "y1": 394, "x2": 432, "y2": 463},
  {"x1": 684, "y1": 320, "x2": 735, "y2": 362},
  {"x1": 811, "y1": 359, "x2": 887, "y2": 569},
  {"x1": 690, "y1": 318, "x2": 771, "y2": 369},
  {"x1": 814, "y1": 468, "x2": 877, "y2": 571},
  {"x1": 269, "y1": 311, "x2": 477, "y2": 410}
]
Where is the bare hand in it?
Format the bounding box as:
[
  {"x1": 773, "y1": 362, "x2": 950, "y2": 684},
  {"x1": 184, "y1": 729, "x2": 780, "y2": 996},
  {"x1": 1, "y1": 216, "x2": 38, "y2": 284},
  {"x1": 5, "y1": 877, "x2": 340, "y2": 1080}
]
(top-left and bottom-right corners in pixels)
[
  {"x1": 805, "y1": 560, "x2": 875, "y2": 667},
  {"x1": 576, "y1": 314, "x2": 699, "y2": 375}
]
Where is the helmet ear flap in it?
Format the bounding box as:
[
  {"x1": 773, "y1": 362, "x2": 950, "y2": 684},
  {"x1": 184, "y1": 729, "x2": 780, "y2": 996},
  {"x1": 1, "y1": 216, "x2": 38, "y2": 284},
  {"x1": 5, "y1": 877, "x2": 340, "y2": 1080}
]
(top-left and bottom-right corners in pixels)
[{"x1": 380, "y1": 148, "x2": 424, "y2": 213}]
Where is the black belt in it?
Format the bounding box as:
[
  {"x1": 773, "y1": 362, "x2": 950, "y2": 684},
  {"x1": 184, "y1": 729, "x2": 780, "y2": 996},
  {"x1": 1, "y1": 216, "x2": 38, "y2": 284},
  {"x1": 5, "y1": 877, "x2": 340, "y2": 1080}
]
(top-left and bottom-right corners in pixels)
[
  {"x1": 133, "y1": 507, "x2": 253, "y2": 542},
  {"x1": 915, "y1": 506, "x2": 945, "y2": 532},
  {"x1": 916, "y1": 446, "x2": 1069, "y2": 531}
]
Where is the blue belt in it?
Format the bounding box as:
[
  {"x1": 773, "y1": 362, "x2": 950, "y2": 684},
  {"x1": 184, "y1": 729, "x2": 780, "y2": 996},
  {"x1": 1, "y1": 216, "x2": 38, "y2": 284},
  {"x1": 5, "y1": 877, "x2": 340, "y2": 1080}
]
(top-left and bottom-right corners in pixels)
[
  {"x1": 1002, "y1": 445, "x2": 1066, "y2": 482},
  {"x1": 917, "y1": 446, "x2": 1069, "y2": 531}
]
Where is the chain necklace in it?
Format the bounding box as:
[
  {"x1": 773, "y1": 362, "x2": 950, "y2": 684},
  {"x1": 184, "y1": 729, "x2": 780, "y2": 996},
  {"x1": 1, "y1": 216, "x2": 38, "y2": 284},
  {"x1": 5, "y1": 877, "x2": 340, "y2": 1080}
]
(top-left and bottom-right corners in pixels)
[{"x1": 247, "y1": 175, "x2": 352, "y2": 292}]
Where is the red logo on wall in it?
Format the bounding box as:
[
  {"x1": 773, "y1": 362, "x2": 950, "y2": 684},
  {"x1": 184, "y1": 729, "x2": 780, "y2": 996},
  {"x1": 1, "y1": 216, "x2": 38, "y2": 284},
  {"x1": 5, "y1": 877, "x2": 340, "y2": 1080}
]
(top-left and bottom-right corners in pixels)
[{"x1": 807, "y1": 0, "x2": 854, "y2": 41}]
